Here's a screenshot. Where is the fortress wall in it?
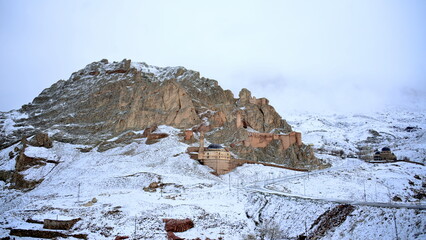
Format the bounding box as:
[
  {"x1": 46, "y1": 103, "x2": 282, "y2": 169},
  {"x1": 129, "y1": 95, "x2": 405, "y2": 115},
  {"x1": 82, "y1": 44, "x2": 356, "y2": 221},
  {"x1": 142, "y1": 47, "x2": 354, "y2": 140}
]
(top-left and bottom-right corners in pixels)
[
  {"x1": 249, "y1": 97, "x2": 269, "y2": 105},
  {"x1": 187, "y1": 130, "x2": 302, "y2": 152},
  {"x1": 244, "y1": 132, "x2": 301, "y2": 150},
  {"x1": 279, "y1": 135, "x2": 291, "y2": 150},
  {"x1": 289, "y1": 132, "x2": 297, "y2": 145},
  {"x1": 244, "y1": 133, "x2": 275, "y2": 148},
  {"x1": 296, "y1": 132, "x2": 302, "y2": 146}
]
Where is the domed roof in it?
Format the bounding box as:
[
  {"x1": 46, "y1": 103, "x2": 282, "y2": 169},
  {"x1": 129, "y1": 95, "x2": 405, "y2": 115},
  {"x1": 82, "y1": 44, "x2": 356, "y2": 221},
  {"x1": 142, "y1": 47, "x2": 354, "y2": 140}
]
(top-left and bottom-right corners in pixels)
[
  {"x1": 375, "y1": 151, "x2": 381, "y2": 155},
  {"x1": 208, "y1": 144, "x2": 223, "y2": 149},
  {"x1": 382, "y1": 147, "x2": 391, "y2": 152}
]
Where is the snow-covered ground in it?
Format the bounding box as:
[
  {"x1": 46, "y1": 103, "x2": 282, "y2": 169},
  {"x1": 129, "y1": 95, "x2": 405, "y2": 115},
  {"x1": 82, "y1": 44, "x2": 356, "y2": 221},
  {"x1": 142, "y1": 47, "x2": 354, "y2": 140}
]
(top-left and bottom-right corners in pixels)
[
  {"x1": 266, "y1": 158, "x2": 425, "y2": 204},
  {"x1": 1, "y1": 126, "x2": 283, "y2": 239},
  {"x1": 1, "y1": 109, "x2": 425, "y2": 239},
  {"x1": 286, "y1": 107, "x2": 426, "y2": 164}
]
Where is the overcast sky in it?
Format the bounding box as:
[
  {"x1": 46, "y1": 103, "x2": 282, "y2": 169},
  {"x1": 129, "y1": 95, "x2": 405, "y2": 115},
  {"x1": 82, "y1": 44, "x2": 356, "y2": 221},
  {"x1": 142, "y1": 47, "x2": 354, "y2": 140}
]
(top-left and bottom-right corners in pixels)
[{"x1": 1, "y1": 0, "x2": 425, "y2": 115}]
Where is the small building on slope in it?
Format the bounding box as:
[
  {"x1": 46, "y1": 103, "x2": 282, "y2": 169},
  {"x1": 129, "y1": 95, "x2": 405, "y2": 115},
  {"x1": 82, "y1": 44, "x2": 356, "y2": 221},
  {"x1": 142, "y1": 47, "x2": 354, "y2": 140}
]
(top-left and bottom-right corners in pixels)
[{"x1": 373, "y1": 147, "x2": 397, "y2": 162}]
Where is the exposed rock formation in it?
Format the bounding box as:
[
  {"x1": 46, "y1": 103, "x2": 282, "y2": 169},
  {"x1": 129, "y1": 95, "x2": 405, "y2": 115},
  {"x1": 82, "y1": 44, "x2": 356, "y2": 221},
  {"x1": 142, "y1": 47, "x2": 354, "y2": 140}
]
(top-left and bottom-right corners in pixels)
[
  {"x1": 0, "y1": 59, "x2": 324, "y2": 169},
  {"x1": 29, "y1": 132, "x2": 53, "y2": 148},
  {"x1": 10, "y1": 229, "x2": 87, "y2": 239},
  {"x1": 0, "y1": 135, "x2": 60, "y2": 191},
  {"x1": 302, "y1": 204, "x2": 355, "y2": 240},
  {"x1": 163, "y1": 218, "x2": 194, "y2": 232},
  {"x1": 43, "y1": 218, "x2": 81, "y2": 230}
]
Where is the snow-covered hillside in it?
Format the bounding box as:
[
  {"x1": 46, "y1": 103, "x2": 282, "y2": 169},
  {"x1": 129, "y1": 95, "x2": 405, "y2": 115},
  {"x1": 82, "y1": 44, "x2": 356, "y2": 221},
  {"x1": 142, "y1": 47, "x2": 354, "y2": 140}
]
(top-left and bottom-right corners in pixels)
[
  {"x1": 1, "y1": 109, "x2": 425, "y2": 239},
  {"x1": 286, "y1": 107, "x2": 426, "y2": 164}
]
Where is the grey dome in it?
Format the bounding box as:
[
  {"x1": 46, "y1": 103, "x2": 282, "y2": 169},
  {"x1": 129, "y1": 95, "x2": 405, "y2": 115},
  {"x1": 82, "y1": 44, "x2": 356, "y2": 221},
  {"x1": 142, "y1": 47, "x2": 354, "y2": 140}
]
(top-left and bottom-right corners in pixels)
[{"x1": 208, "y1": 144, "x2": 223, "y2": 149}]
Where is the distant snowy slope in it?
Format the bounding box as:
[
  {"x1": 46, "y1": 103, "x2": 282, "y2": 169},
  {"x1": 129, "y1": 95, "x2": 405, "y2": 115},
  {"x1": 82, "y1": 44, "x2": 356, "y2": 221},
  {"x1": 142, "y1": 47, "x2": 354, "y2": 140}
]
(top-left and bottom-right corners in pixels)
[{"x1": 286, "y1": 108, "x2": 426, "y2": 164}]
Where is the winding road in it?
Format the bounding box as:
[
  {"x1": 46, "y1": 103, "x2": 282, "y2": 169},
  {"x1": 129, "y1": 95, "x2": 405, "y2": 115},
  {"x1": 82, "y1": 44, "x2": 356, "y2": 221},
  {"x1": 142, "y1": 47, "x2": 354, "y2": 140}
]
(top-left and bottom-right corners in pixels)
[{"x1": 243, "y1": 164, "x2": 426, "y2": 210}]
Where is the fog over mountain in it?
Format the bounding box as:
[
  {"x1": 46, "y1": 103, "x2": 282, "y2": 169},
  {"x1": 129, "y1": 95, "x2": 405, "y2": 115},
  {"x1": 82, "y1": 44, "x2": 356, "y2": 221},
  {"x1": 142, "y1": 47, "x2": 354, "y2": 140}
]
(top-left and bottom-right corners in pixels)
[{"x1": 1, "y1": 1, "x2": 425, "y2": 113}]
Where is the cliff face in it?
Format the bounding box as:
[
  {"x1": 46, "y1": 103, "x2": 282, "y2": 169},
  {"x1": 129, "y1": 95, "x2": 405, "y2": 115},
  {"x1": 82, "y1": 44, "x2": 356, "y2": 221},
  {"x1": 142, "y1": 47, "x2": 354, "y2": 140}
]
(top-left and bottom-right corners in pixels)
[{"x1": 1, "y1": 59, "x2": 322, "y2": 169}]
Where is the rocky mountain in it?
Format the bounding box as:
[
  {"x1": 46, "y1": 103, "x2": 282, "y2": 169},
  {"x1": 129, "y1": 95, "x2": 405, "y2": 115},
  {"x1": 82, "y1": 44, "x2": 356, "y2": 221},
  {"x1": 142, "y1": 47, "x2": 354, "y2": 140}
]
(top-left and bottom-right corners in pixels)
[
  {"x1": 0, "y1": 59, "x2": 320, "y2": 169},
  {"x1": 0, "y1": 71, "x2": 424, "y2": 239}
]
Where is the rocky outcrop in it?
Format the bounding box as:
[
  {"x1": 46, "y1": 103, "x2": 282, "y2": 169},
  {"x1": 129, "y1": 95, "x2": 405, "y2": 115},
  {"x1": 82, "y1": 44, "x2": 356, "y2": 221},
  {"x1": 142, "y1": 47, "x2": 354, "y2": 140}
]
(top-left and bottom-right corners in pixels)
[
  {"x1": 301, "y1": 204, "x2": 355, "y2": 240},
  {"x1": 10, "y1": 229, "x2": 87, "y2": 239},
  {"x1": 0, "y1": 136, "x2": 59, "y2": 191},
  {"x1": 43, "y1": 218, "x2": 81, "y2": 230},
  {"x1": 146, "y1": 133, "x2": 169, "y2": 145},
  {"x1": 0, "y1": 59, "x2": 324, "y2": 169},
  {"x1": 29, "y1": 132, "x2": 52, "y2": 148},
  {"x1": 163, "y1": 218, "x2": 194, "y2": 232}
]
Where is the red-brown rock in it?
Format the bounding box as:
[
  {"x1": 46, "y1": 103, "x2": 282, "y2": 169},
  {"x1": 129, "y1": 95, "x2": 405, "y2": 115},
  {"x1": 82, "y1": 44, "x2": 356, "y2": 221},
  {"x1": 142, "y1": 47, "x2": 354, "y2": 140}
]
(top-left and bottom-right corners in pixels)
[
  {"x1": 166, "y1": 231, "x2": 184, "y2": 240},
  {"x1": 147, "y1": 133, "x2": 169, "y2": 140},
  {"x1": 184, "y1": 130, "x2": 193, "y2": 141},
  {"x1": 142, "y1": 125, "x2": 158, "y2": 137},
  {"x1": 114, "y1": 236, "x2": 129, "y2": 240},
  {"x1": 163, "y1": 218, "x2": 194, "y2": 232}
]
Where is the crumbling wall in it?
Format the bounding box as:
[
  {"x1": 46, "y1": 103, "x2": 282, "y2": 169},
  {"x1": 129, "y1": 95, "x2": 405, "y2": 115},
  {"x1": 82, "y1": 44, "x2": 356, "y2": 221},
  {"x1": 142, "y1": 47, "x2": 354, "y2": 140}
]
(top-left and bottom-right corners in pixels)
[
  {"x1": 249, "y1": 97, "x2": 269, "y2": 105},
  {"x1": 242, "y1": 132, "x2": 302, "y2": 151}
]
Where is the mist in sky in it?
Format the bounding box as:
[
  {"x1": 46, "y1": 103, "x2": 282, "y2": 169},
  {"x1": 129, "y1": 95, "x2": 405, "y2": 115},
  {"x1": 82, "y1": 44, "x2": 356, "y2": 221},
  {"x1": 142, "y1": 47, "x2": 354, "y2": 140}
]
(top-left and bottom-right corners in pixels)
[{"x1": 1, "y1": 0, "x2": 425, "y2": 115}]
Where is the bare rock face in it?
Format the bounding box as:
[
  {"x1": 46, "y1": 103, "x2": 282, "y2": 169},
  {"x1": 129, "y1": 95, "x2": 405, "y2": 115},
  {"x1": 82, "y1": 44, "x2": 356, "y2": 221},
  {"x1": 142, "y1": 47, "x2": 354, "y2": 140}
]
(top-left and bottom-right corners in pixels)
[
  {"x1": 0, "y1": 59, "x2": 323, "y2": 169},
  {"x1": 9, "y1": 59, "x2": 211, "y2": 144},
  {"x1": 29, "y1": 132, "x2": 52, "y2": 148}
]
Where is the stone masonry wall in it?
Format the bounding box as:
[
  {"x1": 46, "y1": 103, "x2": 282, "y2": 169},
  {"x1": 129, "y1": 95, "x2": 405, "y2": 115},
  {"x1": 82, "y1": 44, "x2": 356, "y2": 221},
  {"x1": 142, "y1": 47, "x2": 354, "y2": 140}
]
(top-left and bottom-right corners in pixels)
[{"x1": 242, "y1": 131, "x2": 302, "y2": 151}]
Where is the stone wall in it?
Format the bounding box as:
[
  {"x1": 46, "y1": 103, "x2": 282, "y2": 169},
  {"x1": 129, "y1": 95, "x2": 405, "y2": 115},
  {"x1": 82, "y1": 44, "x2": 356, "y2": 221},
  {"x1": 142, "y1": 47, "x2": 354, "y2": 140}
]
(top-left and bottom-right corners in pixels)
[
  {"x1": 203, "y1": 149, "x2": 231, "y2": 160},
  {"x1": 249, "y1": 97, "x2": 269, "y2": 105},
  {"x1": 242, "y1": 131, "x2": 302, "y2": 151},
  {"x1": 202, "y1": 158, "x2": 235, "y2": 175}
]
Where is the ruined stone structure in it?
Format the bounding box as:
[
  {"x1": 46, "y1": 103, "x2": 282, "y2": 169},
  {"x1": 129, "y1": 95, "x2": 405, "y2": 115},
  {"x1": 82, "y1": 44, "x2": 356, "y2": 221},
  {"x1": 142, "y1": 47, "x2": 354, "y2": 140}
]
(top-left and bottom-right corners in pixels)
[
  {"x1": 241, "y1": 132, "x2": 302, "y2": 150},
  {"x1": 235, "y1": 109, "x2": 302, "y2": 150},
  {"x1": 249, "y1": 97, "x2": 269, "y2": 105}
]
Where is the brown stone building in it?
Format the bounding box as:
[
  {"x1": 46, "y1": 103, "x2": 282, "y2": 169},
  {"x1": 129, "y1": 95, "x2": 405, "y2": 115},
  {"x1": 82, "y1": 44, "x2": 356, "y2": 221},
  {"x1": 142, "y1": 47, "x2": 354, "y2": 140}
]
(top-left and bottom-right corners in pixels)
[
  {"x1": 196, "y1": 133, "x2": 233, "y2": 175},
  {"x1": 186, "y1": 128, "x2": 306, "y2": 175},
  {"x1": 373, "y1": 147, "x2": 397, "y2": 161},
  {"x1": 199, "y1": 144, "x2": 233, "y2": 175}
]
